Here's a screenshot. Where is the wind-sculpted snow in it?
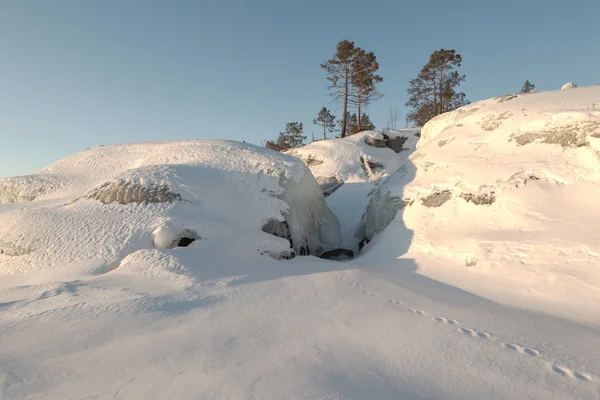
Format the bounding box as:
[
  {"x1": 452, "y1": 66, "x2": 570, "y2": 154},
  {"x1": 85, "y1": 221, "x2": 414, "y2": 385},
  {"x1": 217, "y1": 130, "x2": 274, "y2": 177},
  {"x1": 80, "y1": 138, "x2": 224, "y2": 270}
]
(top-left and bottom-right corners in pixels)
[
  {"x1": 356, "y1": 85, "x2": 600, "y2": 323},
  {"x1": 0, "y1": 140, "x2": 341, "y2": 275}
]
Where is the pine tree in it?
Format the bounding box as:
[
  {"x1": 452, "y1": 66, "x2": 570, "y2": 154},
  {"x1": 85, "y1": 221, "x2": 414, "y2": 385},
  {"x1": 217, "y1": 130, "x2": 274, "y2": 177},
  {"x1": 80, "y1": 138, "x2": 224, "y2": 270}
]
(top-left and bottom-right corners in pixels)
[
  {"x1": 338, "y1": 112, "x2": 359, "y2": 135},
  {"x1": 351, "y1": 49, "x2": 383, "y2": 131},
  {"x1": 360, "y1": 113, "x2": 375, "y2": 131},
  {"x1": 265, "y1": 122, "x2": 306, "y2": 152},
  {"x1": 321, "y1": 40, "x2": 357, "y2": 138},
  {"x1": 406, "y1": 49, "x2": 468, "y2": 127},
  {"x1": 521, "y1": 80, "x2": 535, "y2": 93},
  {"x1": 313, "y1": 107, "x2": 336, "y2": 140}
]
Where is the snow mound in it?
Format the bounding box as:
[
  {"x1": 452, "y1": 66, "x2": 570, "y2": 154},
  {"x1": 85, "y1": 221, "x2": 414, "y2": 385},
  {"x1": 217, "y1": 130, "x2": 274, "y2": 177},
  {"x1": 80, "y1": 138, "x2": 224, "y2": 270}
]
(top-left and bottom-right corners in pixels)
[
  {"x1": 288, "y1": 130, "x2": 420, "y2": 184},
  {"x1": 357, "y1": 85, "x2": 600, "y2": 315},
  {"x1": 0, "y1": 140, "x2": 341, "y2": 275}
]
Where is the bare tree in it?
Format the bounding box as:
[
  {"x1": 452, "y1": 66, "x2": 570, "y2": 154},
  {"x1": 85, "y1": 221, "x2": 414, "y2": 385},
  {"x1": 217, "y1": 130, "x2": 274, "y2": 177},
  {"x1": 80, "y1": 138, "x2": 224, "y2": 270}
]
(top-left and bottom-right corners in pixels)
[{"x1": 387, "y1": 105, "x2": 399, "y2": 130}]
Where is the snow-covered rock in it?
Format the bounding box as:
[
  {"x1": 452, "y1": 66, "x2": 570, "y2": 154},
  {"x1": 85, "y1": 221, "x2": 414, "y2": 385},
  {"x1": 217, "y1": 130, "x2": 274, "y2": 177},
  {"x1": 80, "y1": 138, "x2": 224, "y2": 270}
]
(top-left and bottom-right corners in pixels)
[
  {"x1": 357, "y1": 85, "x2": 600, "y2": 318},
  {"x1": 561, "y1": 81, "x2": 576, "y2": 90},
  {"x1": 287, "y1": 130, "x2": 420, "y2": 251},
  {"x1": 0, "y1": 140, "x2": 341, "y2": 275},
  {"x1": 288, "y1": 130, "x2": 420, "y2": 184}
]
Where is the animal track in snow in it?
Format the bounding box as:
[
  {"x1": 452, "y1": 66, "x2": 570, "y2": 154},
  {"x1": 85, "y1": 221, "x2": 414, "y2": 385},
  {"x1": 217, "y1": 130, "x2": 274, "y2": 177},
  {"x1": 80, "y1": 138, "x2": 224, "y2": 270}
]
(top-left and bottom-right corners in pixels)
[
  {"x1": 459, "y1": 328, "x2": 475, "y2": 336},
  {"x1": 524, "y1": 348, "x2": 539, "y2": 357},
  {"x1": 574, "y1": 371, "x2": 592, "y2": 381},
  {"x1": 433, "y1": 316, "x2": 459, "y2": 325},
  {"x1": 552, "y1": 365, "x2": 571, "y2": 377},
  {"x1": 505, "y1": 343, "x2": 521, "y2": 351},
  {"x1": 458, "y1": 328, "x2": 490, "y2": 339},
  {"x1": 335, "y1": 277, "x2": 594, "y2": 384},
  {"x1": 550, "y1": 365, "x2": 593, "y2": 381}
]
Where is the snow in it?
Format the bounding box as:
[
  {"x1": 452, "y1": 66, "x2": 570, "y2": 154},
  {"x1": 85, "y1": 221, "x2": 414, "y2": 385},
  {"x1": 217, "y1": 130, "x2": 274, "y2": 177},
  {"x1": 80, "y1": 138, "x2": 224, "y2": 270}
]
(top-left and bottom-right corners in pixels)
[
  {"x1": 1, "y1": 89, "x2": 600, "y2": 399},
  {"x1": 0, "y1": 140, "x2": 341, "y2": 274},
  {"x1": 562, "y1": 81, "x2": 576, "y2": 90},
  {"x1": 357, "y1": 85, "x2": 600, "y2": 323},
  {"x1": 289, "y1": 130, "x2": 419, "y2": 250}
]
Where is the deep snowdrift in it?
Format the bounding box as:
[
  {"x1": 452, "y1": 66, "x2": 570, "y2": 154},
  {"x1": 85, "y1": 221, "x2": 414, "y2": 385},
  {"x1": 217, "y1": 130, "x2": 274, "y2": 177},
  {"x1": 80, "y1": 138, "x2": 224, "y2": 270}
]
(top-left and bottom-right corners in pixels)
[
  {"x1": 0, "y1": 140, "x2": 341, "y2": 274},
  {"x1": 357, "y1": 85, "x2": 600, "y2": 318}
]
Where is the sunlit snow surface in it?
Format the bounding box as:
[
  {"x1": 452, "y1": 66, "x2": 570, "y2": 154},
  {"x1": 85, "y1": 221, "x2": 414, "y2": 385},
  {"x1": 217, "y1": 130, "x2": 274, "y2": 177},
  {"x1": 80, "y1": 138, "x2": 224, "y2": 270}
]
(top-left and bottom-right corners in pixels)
[{"x1": 1, "y1": 88, "x2": 600, "y2": 399}]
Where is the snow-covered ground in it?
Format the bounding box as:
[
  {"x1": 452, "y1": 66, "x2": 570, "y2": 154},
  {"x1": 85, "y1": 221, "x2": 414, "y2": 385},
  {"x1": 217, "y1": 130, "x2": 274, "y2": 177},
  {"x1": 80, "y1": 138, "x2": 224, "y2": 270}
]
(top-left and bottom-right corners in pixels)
[{"x1": 1, "y1": 87, "x2": 600, "y2": 399}]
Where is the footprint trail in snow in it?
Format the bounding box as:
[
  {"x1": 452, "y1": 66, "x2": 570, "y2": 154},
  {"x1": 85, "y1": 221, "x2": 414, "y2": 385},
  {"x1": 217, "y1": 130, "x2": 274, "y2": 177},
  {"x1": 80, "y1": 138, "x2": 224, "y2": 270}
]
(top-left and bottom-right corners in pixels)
[{"x1": 335, "y1": 273, "x2": 595, "y2": 385}]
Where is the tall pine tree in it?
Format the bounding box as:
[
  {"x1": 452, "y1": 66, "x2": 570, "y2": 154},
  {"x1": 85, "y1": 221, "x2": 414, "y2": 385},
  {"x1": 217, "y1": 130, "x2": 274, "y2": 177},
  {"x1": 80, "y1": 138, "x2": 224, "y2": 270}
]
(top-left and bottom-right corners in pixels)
[
  {"x1": 406, "y1": 49, "x2": 468, "y2": 127},
  {"x1": 360, "y1": 113, "x2": 375, "y2": 131},
  {"x1": 265, "y1": 122, "x2": 306, "y2": 152},
  {"x1": 351, "y1": 49, "x2": 383, "y2": 131},
  {"x1": 321, "y1": 40, "x2": 357, "y2": 138},
  {"x1": 521, "y1": 80, "x2": 535, "y2": 93},
  {"x1": 338, "y1": 112, "x2": 359, "y2": 135},
  {"x1": 313, "y1": 107, "x2": 336, "y2": 140}
]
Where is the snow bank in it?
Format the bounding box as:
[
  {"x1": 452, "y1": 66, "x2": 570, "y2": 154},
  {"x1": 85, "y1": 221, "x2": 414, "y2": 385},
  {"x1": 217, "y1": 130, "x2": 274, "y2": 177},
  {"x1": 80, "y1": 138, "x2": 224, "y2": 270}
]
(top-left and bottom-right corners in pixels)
[
  {"x1": 288, "y1": 130, "x2": 420, "y2": 184},
  {"x1": 0, "y1": 140, "x2": 341, "y2": 275},
  {"x1": 357, "y1": 85, "x2": 600, "y2": 317}
]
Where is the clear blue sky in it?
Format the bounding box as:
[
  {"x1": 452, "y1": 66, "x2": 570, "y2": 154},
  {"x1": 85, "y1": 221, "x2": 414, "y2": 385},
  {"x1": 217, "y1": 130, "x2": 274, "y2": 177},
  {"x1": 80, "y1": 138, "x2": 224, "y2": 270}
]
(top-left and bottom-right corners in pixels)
[{"x1": 1, "y1": 0, "x2": 598, "y2": 177}]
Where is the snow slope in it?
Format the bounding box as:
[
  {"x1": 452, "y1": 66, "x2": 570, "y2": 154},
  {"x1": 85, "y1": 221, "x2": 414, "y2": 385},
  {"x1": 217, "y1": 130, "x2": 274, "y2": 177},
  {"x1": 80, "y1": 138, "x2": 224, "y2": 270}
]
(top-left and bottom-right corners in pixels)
[
  {"x1": 357, "y1": 86, "x2": 600, "y2": 322},
  {"x1": 0, "y1": 140, "x2": 341, "y2": 274},
  {"x1": 1, "y1": 90, "x2": 600, "y2": 400}
]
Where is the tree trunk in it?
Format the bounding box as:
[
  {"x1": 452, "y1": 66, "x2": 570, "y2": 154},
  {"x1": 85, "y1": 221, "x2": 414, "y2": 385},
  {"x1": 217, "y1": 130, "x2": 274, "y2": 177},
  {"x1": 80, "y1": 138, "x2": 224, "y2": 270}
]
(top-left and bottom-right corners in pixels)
[
  {"x1": 439, "y1": 67, "x2": 444, "y2": 114},
  {"x1": 341, "y1": 61, "x2": 349, "y2": 138},
  {"x1": 432, "y1": 76, "x2": 437, "y2": 118},
  {"x1": 357, "y1": 91, "x2": 362, "y2": 132},
  {"x1": 323, "y1": 123, "x2": 326, "y2": 140}
]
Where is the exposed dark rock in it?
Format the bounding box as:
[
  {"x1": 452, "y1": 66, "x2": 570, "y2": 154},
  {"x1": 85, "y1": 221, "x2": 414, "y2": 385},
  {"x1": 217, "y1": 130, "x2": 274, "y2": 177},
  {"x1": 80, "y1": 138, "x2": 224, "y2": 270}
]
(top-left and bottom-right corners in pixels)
[
  {"x1": 319, "y1": 248, "x2": 354, "y2": 260},
  {"x1": 512, "y1": 120, "x2": 600, "y2": 148},
  {"x1": 317, "y1": 177, "x2": 344, "y2": 197},
  {"x1": 364, "y1": 133, "x2": 409, "y2": 153},
  {"x1": 177, "y1": 237, "x2": 196, "y2": 247},
  {"x1": 438, "y1": 137, "x2": 455, "y2": 147},
  {"x1": 365, "y1": 136, "x2": 387, "y2": 148},
  {"x1": 460, "y1": 192, "x2": 496, "y2": 205},
  {"x1": 360, "y1": 156, "x2": 384, "y2": 177},
  {"x1": 261, "y1": 219, "x2": 291, "y2": 241},
  {"x1": 304, "y1": 154, "x2": 323, "y2": 166},
  {"x1": 384, "y1": 134, "x2": 408, "y2": 153},
  {"x1": 78, "y1": 181, "x2": 181, "y2": 205},
  {"x1": 421, "y1": 190, "x2": 452, "y2": 208},
  {"x1": 465, "y1": 257, "x2": 478, "y2": 267}
]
